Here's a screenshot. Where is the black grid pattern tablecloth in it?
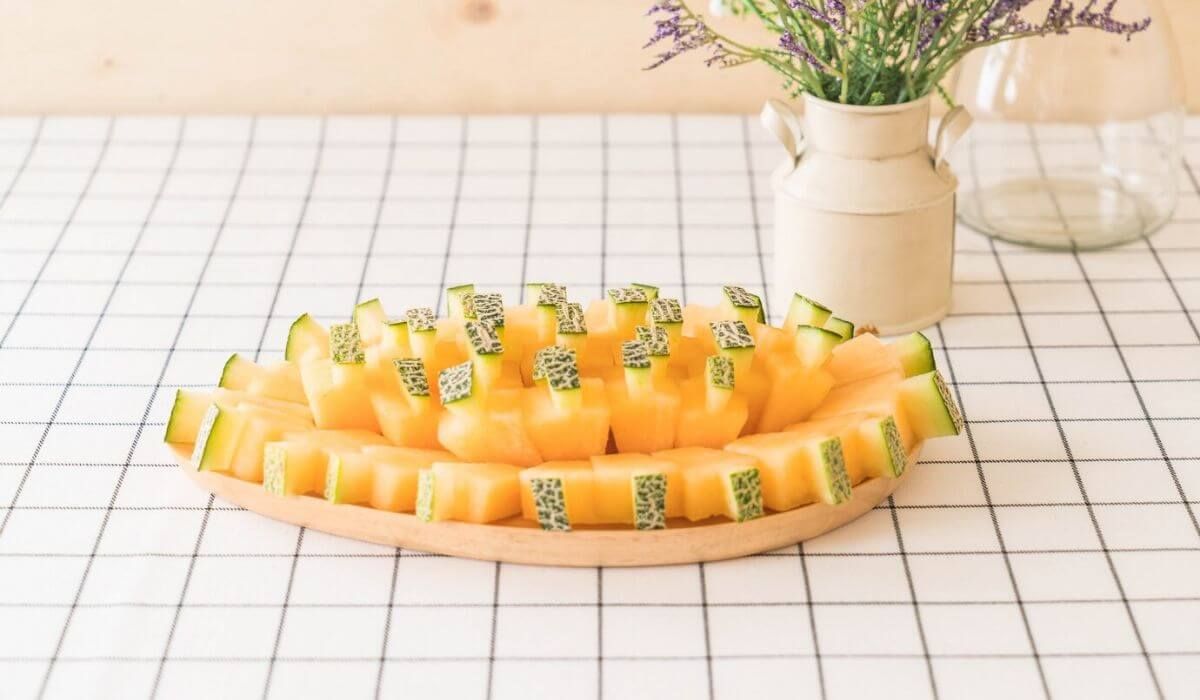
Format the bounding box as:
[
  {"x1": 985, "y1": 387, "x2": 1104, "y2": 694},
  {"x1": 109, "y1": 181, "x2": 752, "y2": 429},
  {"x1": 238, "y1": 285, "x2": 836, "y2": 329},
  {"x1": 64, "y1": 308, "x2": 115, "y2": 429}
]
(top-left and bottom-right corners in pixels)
[{"x1": 0, "y1": 115, "x2": 1197, "y2": 699}]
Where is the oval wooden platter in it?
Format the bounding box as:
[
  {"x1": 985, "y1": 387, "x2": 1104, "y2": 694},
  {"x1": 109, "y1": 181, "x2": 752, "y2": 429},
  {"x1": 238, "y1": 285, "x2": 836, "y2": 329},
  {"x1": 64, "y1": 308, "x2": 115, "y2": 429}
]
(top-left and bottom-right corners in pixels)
[{"x1": 173, "y1": 445, "x2": 916, "y2": 567}]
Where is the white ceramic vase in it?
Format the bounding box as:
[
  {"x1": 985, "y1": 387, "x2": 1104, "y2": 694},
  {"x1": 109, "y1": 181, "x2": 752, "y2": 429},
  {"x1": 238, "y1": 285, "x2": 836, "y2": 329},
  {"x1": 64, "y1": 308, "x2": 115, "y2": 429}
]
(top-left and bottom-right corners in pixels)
[{"x1": 762, "y1": 95, "x2": 972, "y2": 335}]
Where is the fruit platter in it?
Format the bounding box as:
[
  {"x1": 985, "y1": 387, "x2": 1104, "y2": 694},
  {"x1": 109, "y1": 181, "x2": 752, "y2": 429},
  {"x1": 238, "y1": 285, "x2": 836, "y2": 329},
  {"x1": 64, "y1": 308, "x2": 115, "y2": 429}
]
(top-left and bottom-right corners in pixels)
[{"x1": 165, "y1": 284, "x2": 963, "y2": 567}]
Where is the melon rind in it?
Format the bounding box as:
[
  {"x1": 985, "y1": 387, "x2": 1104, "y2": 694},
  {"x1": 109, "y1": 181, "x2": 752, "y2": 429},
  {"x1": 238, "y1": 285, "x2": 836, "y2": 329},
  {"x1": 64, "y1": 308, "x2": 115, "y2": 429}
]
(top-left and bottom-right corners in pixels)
[
  {"x1": 650, "y1": 298, "x2": 683, "y2": 326},
  {"x1": 900, "y1": 370, "x2": 964, "y2": 438},
  {"x1": 446, "y1": 284, "x2": 476, "y2": 320},
  {"x1": 329, "y1": 323, "x2": 366, "y2": 365},
  {"x1": 393, "y1": 358, "x2": 431, "y2": 398},
  {"x1": 878, "y1": 416, "x2": 907, "y2": 478},
  {"x1": 285, "y1": 313, "x2": 330, "y2": 363},
  {"x1": 530, "y1": 477, "x2": 571, "y2": 532},
  {"x1": 191, "y1": 403, "x2": 243, "y2": 472},
  {"x1": 635, "y1": 326, "x2": 669, "y2": 356},
  {"x1": 726, "y1": 468, "x2": 764, "y2": 522},
  {"x1": 415, "y1": 470, "x2": 436, "y2": 522},
  {"x1": 892, "y1": 332, "x2": 935, "y2": 378},
  {"x1": 631, "y1": 283, "x2": 660, "y2": 301},
  {"x1": 406, "y1": 307, "x2": 438, "y2": 333},
  {"x1": 473, "y1": 293, "x2": 505, "y2": 330},
  {"x1": 818, "y1": 437, "x2": 852, "y2": 505},
  {"x1": 164, "y1": 389, "x2": 212, "y2": 444},
  {"x1": 794, "y1": 324, "x2": 843, "y2": 369},
  {"x1": 556, "y1": 302, "x2": 586, "y2": 335},
  {"x1": 262, "y1": 443, "x2": 287, "y2": 496},
  {"x1": 631, "y1": 472, "x2": 667, "y2": 530},
  {"x1": 438, "y1": 361, "x2": 476, "y2": 407},
  {"x1": 824, "y1": 316, "x2": 855, "y2": 341},
  {"x1": 784, "y1": 293, "x2": 832, "y2": 331}
]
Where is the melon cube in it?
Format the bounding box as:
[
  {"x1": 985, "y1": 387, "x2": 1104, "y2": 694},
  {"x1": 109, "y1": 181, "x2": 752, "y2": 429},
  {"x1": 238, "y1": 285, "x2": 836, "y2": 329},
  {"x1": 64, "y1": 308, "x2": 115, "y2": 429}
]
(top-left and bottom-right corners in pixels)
[
  {"x1": 298, "y1": 359, "x2": 382, "y2": 433},
  {"x1": 415, "y1": 462, "x2": 523, "y2": 524},
  {"x1": 370, "y1": 392, "x2": 441, "y2": 449},
  {"x1": 437, "y1": 388, "x2": 542, "y2": 467},
  {"x1": 219, "y1": 354, "x2": 307, "y2": 405},
  {"x1": 263, "y1": 440, "x2": 327, "y2": 497},
  {"x1": 191, "y1": 404, "x2": 245, "y2": 473},
  {"x1": 826, "y1": 333, "x2": 903, "y2": 386},
  {"x1": 522, "y1": 378, "x2": 611, "y2": 460},
  {"x1": 324, "y1": 450, "x2": 374, "y2": 505},
  {"x1": 362, "y1": 445, "x2": 455, "y2": 512},
  {"x1": 283, "y1": 429, "x2": 392, "y2": 448},
  {"x1": 809, "y1": 372, "x2": 917, "y2": 449},
  {"x1": 227, "y1": 404, "x2": 314, "y2": 483},
  {"x1": 519, "y1": 460, "x2": 598, "y2": 530},
  {"x1": 589, "y1": 453, "x2": 683, "y2": 528},
  {"x1": 164, "y1": 389, "x2": 212, "y2": 444},
  {"x1": 899, "y1": 370, "x2": 964, "y2": 439},
  {"x1": 212, "y1": 387, "x2": 314, "y2": 423},
  {"x1": 755, "y1": 363, "x2": 834, "y2": 434},
  {"x1": 604, "y1": 376, "x2": 681, "y2": 454},
  {"x1": 653, "y1": 447, "x2": 764, "y2": 523},
  {"x1": 285, "y1": 313, "x2": 330, "y2": 363},
  {"x1": 674, "y1": 378, "x2": 747, "y2": 449},
  {"x1": 725, "y1": 432, "x2": 851, "y2": 510}
]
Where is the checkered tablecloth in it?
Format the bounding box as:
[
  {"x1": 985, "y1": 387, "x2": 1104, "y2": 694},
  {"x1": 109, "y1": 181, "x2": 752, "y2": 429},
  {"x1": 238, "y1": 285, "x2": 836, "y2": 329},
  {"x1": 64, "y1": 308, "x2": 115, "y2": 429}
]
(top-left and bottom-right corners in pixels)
[{"x1": 0, "y1": 115, "x2": 1197, "y2": 700}]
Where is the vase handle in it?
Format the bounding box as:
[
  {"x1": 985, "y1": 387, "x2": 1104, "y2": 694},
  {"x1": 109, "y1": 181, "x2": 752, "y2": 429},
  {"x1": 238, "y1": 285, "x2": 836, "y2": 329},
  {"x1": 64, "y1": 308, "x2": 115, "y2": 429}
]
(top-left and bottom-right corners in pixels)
[
  {"x1": 760, "y1": 99, "x2": 805, "y2": 169},
  {"x1": 934, "y1": 106, "x2": 972, "y2": 174}
]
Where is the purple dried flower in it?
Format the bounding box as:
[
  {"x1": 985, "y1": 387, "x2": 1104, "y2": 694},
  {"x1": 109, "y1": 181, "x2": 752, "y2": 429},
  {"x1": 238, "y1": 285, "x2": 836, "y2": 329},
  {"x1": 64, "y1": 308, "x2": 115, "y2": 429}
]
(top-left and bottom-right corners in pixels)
[
  {"x1": 1075, "y1": 0, "x2": 1152, "y2": 38},
  {"x1": 644, "y1": 0, "x2": 720, "y2": 69},
  {"x1": 787, "y1": 0, "x2": 845, "y2": 34},
  {"x1": 779, "y1": 32, "x2": 825, "y2": 72}
]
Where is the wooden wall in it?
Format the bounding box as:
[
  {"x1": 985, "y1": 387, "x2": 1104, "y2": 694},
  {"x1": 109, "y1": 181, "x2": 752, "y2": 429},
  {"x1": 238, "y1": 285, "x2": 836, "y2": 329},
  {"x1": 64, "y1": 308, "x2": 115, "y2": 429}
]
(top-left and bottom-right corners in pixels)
[{"x1": 0, "y1": 0, "x2": 1194, "y2": 113}]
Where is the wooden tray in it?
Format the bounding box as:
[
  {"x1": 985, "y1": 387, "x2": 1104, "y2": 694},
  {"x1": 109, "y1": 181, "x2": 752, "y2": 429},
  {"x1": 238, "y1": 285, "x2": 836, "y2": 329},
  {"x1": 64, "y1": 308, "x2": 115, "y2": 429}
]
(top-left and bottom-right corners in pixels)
[{"x1": 173, "y1": 445, "x2": 916, "y2": 567}]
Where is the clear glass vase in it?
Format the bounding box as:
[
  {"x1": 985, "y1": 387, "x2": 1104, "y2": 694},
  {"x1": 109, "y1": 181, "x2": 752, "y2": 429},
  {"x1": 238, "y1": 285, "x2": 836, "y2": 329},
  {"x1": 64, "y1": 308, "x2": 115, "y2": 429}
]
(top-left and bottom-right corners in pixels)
[{"x1": 950, "y1": 0, "x2": 1185, "y2": 250}]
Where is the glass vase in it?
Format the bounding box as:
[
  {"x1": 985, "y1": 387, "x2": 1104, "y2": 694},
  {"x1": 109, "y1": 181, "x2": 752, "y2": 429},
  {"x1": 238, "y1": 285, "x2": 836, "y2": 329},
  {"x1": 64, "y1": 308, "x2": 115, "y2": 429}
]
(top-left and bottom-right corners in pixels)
[{"x1": 950, "y1": 0, "x2": 1185, "y2": 250}]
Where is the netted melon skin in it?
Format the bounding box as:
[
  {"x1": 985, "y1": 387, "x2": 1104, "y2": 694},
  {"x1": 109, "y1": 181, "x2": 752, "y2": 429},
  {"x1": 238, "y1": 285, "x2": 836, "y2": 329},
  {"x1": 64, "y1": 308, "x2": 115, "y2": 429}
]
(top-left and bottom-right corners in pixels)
[
  {"x1": 727, "y1": 468, "x2": 764, "y2": 522},
  {"x1": 820, "y1": 438, "x2": 852, "y2": 505},
  {"x1": 632, "y1": 473, "x2": 667, "y2": 531},
  {"x1": 416, "y1": 471, "x2": 436, "y2": 522},
  {"x1": 710, "y1": 320, "x2": 755, "y2": 350},
  {"x1": 531, "y1": 477, "x2": 571, "y2": 532}
]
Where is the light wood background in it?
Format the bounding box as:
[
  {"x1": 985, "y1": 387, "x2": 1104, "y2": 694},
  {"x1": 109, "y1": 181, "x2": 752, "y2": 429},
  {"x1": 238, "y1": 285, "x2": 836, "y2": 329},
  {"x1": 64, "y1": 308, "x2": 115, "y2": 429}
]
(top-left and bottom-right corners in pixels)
[{"x1": 0, "y1": 0, "x2": 1194, "y2": 114}]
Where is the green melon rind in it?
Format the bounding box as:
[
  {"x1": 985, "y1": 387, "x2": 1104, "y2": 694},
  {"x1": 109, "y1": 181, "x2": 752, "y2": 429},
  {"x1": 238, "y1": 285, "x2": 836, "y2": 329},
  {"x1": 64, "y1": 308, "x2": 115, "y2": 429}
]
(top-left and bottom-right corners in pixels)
[
  {"x1": 650, "y1": 298, "x2": 683, "y2": 326},
  {"x1": 532, "y1": 346, "x2": 572, "y2": 382},
  {"x1": 556, "y1": 302, "x2": 586, "y2": 335},
  {"x1": 892, "y1": 332, "x2": 936, "y2": 378},
  {"x1": 901, "y1": 370, "x2": 964, "y2": 438},
  {"x1": 464, "y1": 320, "x2": 503, "y2": 357},
  {"x1": 164, "y1": 389, "x2": 207, "y2": 443},
  {"x1": 262, "y1": 443, "x2": 286, "y2": 496},
  {"x1": 879, "y1": 415, "x2": 907, "y2": 478},
  {"x1": 817, "y1": 437, "x2": 852, "y2": 506},
  {"x1": 706, "y1": 355, "x2": 735, "y2": 390},
  {"x1": 191, "y1": 403, "x2": 242, "y2": 472},
  {"x1": 632, "y1": 472, "x2": 667, "y2": 530},
  {"x1": 608, "y1": 287, "x2": 649, "y2": 305},
  {"x1": 438, "y1": 361, "x2": 476, "y2": 406},
  {"x1": 446, "y1": 284, "x2": 476, "y2": 319},
  {"x1": 406, "y1": 307, "x2": 438, "y2": 333},
  {"x1": 726, "y1": 468, "x2": 764, "y2": 522},
  {"x1": 621, "y1": 340, "x2": 651, "y2": 369},
  {"x1": 784, "y1": 293, "x2": 832, "y2": 331},
  {"x1": 794, "y1": 324, "x2": 843, "y2": 368},
  {"x1": 824, "y1": 316, "x2": 855, "y2": 341},
  {"x1": 323, "y1": 454, "x2": 342, "y2": 502},
  {"x1": 285, "y1": 313, "x2": 327, "y2": 362},
  {"x1": 473, "y1": 293, "x2": 505, "y2": 329},
  {"x1": 393, "y1": 358, "x2": 431, "y2": 398},
  {"x1": 329, "y1": 323, "x2": 366, "y2": 364},
  {"x1": 543, "y1": 348, "x2": 581, "y2": 393},
  {"x1": 631, "y1": 283, "x2": 660, "y2": 301},
  {"x1": 709, "y1": 320, "x2": 755, "y2": 350},
  {"x1": 530, "y1": 477, "x2": 571, "y2": 532},
  {"x1": 635, "y1": 325, "x2": 669, "y2": 356},
  {"x1": 218, "y1": 353, "x2": 257, "y2": 390},
  {"x1": 416, "y1": 470, "x2": 435, "y2": 522}
]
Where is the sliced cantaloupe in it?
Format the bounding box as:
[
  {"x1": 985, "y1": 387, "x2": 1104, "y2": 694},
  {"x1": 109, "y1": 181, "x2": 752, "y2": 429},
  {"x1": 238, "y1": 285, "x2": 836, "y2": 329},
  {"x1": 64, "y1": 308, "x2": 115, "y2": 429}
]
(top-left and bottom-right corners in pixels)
[
  {"x1": 282, "y1": 429, "x2": 391, "y2": 448},
  {"x1": 371, "y1": 393, "x2": 441, "y2": 449},
  {"x1": 755, "y1": 363, "x2": 834, "y2": 434},
  {"x1": 787, "y1": 412, "x2": 912, "y2": 483},
  {"x1": 285, "y1": 313, "x2": 330, "y2": 363},
  {"x1": 416, "y1": 462, "x2": 523, "y2": 524},
  {"x1": 353, "y1": 298, "x2": 388, "y2": 346},
  {"x1": 604, "y1": 374, "x2": 681, "y2": 454},
  {"x1": 589, "y1": 453, "x2": 683, "y2": 529},
  {"x1": 191, "y1": 403, "x2": 245, "y2": 473},
  {"x1": 227, "y1": 404, "x2": 313, "y2": 483},
  {"x1": 523, "y1": 377, "x2": 611, "y2": 460},
  {"x1": 324, "y1": 450, "x2": 374, "y2": 505},
  {"x1": 362, "y1": 445, "x2": 455, "y2": 512},
  {"x1": 809, "y1": 372, "x2": 918, "y2": 449},
  {"x1": 653, "y1": 447, "x2": 764, "y2": 523},
  {"x1": 437, "y1": 386, "x2": 542, "y2": 467},
  {"x1": 164, "y1": 389, "x2": 212, "y2": 444},
  {"x1": 785, "y1": 414, "x2": 870, "y2": 485},
  {"x1": 674, "y1": 376, "x2": 748, "y2": 449},
  {"x1": 219, "y1": 354, "x2": 307, "y2": 405},
  {"x1": 298, "y1": 359, "x2": 381, "y2": 433},
  {"x1": 263, "y1": 440, "x2": 327, "y2": 497},
  {"x1": 898, "y1": 370, "x2": 964, "y2": 439},
  {"x1": 826, "y1": 333, "x2": 902, "y2": 385},
  {"x1": 212, "y1": 387, "x2": 314, "y2": 423},
  {"x1": 519, "y1": 460, "x2": 597, "y2": 531},
  {"x1": 724, "y1": 431, "x2": 851, "y2": 510}
]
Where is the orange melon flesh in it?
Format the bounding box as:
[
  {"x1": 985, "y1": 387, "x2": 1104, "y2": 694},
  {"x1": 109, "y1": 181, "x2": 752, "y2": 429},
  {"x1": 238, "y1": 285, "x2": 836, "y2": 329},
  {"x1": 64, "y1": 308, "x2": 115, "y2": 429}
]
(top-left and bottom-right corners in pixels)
[
  {"x1": 734, "y1": 365, "x2": 771, "y2": 435},
  {"x1": 263, "y1": 440, "x2": 327, "y2": 497},
  {"x1": 324, "y1": 450, "x2": 374, "y2": 504},
  {"x1": 604, "y1": 377, "x2": 681, "y2": 454},
  {"x1": 674, "y1": 379, "x2": 748, "y2": 449},
  {"x1": 437, "y1": 389, "x2": 542, "y2": 467},
  {"x1": 827, "y1": 333, "x2": 903, "y2": 385},
  {"x1": 809, "y1": 371, "x2": 916, "y2": 449},
  {"x1": 419, "y1": 462, "x2": 523, "y2": 523},
  {"x1": 724, "y1": 431, "x2": 847, "y2": 511},
  {"x1": 682, "y1": 304, "x2": 719, "y2": 352},
  {"x1": 589, "y1": 453, "x2": 683, "y2": 523},
  {"x1": 282, "y1": 429, "x2": 392, "y2": 448},
  {"x1": 249, "y1": 361, "x2": 307, "y2": 404},
  {"x1": 212, "y1": 387, "x2": 314, "y2": 423},
  {"x1": 362, "y1": 445, "x2": 455, "y2": 512},
  {"x1": 522, "y1": 378, "x2": 611, "y2": 460},
  {"x1": 519, "y1": 460, "x2": 599, "y2": 525},
  {"x1": 653, "y1": 447, "x2": 762, "y2": 522},
  {"x1": 756, "y1": 364, "x2": 834, "y2": 434},
  {"x1": 370, "y1": 392, "x2": 442, "y2": 449},
  {"x1": 226, "y1": 405, "x2": 313, "y2": 483},
  {"x1": 298, "y1": 359, "x2": 381, "y2": 433}
]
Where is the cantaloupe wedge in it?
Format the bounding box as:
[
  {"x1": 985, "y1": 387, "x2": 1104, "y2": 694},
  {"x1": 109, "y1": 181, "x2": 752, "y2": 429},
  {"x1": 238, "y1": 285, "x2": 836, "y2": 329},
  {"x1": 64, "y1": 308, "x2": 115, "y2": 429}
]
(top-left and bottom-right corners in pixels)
[
  {"x1": 605, "y1": 345, "x2": 681, "y2": 454},
  {"x1": 363, "y1": 445, "x2": 455, "y2": 512},
  {"x1": 299, "y1": 359, "x2": 381, "y2": 433},
  {"x1": 724, "y1": 431, "x2": 851, "y2": 510},
  {"x1": 755, "y1": 364, "x2": 834, "y2": 434},
  {"x1": 324, "y1": 450, "x2": 374, "y2": 505},
  {"x1": 590, "y1": 453, "x2": 683, "y2": 529},
  {"x1": 219, "y1": 354, "x2": 307, "y2": 404},
  {"x1": 212, "y1": 388, "x2": 314, "y2": 423},
  {"x1": 653, "y1": 447, "x2": 764, "y2": 523},
  {"x1": 523, "y1": 377, "x2": 611, "y2": 460},
  {"x1": 674, "y1": 372, "x2": 748, "y2": 449},
  {"x1": 285, "y1": 314, "x2": 330, "y2": 363},
  {"x1": 437, "y1": 365, "x2": 542, "y2": 466},
  {"x1": 519, "y1": 460, "x2": 598, "y2": 531},
  {"x1": 225, "y1": 404, "x2": 314, "y2": 483},
  {"x1": 164, "y1": 389, "x2": 212, "y2": 443},
  {"x1": 416, "y1": 462, "x2": 523, "y2": 524},
  {"x1": 826, "y1": 333, "x2": 902, "y2": 385},
  {"x1": 263, "y1": 440, "x2": 328, "y2": 497},
  {"x1": 282, "y1": 429, "x2": 391, "y2": 448}
]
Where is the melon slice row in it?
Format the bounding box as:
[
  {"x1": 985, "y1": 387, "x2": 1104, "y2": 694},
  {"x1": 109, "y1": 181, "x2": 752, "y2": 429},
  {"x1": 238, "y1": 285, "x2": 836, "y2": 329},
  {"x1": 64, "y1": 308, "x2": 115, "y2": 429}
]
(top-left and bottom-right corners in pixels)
[{"x1": 164, "y1": 284, "x2": 964, "y2": 528}]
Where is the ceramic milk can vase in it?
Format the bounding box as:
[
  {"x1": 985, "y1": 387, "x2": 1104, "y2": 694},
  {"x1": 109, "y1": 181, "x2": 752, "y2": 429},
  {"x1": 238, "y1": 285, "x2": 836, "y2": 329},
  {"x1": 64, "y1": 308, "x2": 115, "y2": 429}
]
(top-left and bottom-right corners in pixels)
[{"x1": 762, "y1": 95, "x2": 973, "y2": 335}]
